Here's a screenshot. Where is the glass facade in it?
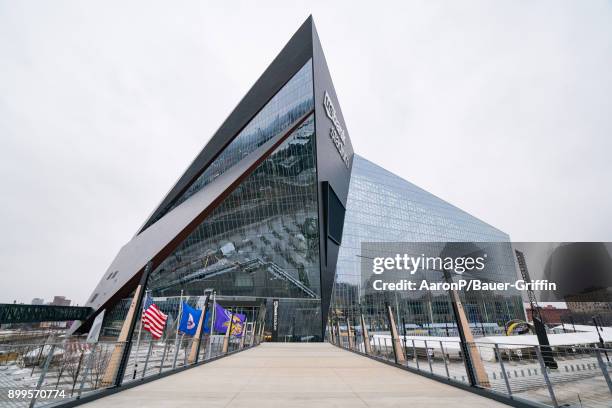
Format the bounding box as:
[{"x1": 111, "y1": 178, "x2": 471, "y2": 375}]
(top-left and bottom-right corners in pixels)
[
  {"x1": 144, "y1": 60, "x2": 314, "y2": 229},
  {"x1": 144, "y1": 111, "x2": 322, "y2": 339},
  {"x1": 330, "y1": 155, "x2": 524, "y2": 336},
  {"x1": 147, "y1": 114, "x2": 320, "y2": 295},
  {"x1": 101, "y1": 59, "x2": 320, "y2": 341}
]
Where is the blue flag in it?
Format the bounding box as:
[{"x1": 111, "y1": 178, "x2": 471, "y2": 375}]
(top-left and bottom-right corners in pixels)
[
  {"x1": 213, "y1": 303, "x2": 246, "y2": 337},
  {"x1": 178, "y1": 302, "x2": 202, "y2": 336}
]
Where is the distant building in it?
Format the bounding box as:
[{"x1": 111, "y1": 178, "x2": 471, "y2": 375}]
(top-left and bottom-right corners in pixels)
[
  {"x1": 49, "y1": 296, "x2": 71, "y2": 306},
  {"x1": 31, "y1": 298, "x2": 44, "y2": 305},
  {"x1": 525, "y1": 303, "x2": 569, "y2": 324}
]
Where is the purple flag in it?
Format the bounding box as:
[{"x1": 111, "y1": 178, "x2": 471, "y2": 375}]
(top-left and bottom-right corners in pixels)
[{"x1": 213, "y1": 303, "x2": 246, "y2": 337}]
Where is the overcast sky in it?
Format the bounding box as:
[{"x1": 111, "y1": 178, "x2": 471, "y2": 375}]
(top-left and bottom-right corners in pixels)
[{"x1": 1, "y1": 1, "x2": 611, "y2": 305}]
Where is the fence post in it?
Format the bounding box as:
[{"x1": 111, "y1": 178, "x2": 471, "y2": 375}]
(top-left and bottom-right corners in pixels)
[
  {"x1": 159, "y1": 341, "x2": 169, "y2": 374},
  {"x1": 361, "y1": 314, "x2": 372, "y2": 355},
  {"x1": 535, "y1": 346, "x2": 559, "y2": 407},
  {"x1": 29, "y1": 344, "x2": 56, "y2": 408},
  {"x1": 440, "y1": 341, "x2": 450, "y2": 379},
  {"x1": 412, "y1": 339, "x2": 420, "y2": 370},
  {"x1": 494, "y1": 344, "x2": 512, "y2": 397},
  {"x1": 424, "y1": 340, "x2": 433, "y2": 373},
  {"x1": 385, "y1": 303, "x2": 406, "y2": 364},
  {"x1": 595, "y1": 345, "x2": 612, "y2": 394},
  {"x1": 141, "y1": 340, "x2": 153, "y2": 378},
  {"x1": 172, "y1": 334, "x2": 183, "y2": 369}
]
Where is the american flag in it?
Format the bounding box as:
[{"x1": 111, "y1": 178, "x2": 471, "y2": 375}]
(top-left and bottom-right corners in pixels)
[{"x1": 142, "y1": 293, "x2": 168, "y2": 339}]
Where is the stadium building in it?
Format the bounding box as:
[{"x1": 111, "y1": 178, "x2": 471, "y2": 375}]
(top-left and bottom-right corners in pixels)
[{"x1": 76, "y1": 17, "x2": 524, "y2": 341}]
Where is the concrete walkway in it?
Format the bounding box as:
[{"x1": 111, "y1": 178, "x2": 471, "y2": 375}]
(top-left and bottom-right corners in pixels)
[{"x1": 83, "y1": 343, "x2": 509, "y2": 407}]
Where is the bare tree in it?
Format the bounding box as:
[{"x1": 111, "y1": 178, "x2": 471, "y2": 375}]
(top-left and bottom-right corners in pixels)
[
  {"x1": 89, "y1": 345, "x2": 112, "y2": 390},
  {"x1": 65, "y1": 349, "x2": 85, "y2": 396}
]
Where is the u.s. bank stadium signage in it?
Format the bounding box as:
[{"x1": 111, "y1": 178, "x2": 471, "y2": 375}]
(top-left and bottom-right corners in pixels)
[{"x1": 323, "y1": 91, "x2": 351, "y2": 168}]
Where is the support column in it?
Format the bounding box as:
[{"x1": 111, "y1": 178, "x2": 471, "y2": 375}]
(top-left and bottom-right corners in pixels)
[
  {"x1": 102, "y1": 262, "x2": 152, "y2": 386},
  {"x1": 188, "y1": 294, "x2": 210, "y2": 364},
  {"x1": 385, "y1": 303, "x2": 406, "y2": 364},
  {"x1": 361, "y1": 314, "x2": 372, "y2": 355}
]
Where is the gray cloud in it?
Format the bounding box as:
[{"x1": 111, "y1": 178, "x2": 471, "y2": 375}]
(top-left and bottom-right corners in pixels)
[{"x1": 1, "y1": 1, "x2": 611, "y2": 304}]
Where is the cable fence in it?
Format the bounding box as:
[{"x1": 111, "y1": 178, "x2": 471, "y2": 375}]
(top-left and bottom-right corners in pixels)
[
  {"x1": 0, "y1": 327, "x2": 261, "y2": 407},
  {"x1": 332, "y1": 323, "x2": 612, "y2": 407}
]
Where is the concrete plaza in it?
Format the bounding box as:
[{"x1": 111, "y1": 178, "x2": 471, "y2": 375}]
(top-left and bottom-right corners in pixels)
[{"x1": 82, "y1": 343, "x2": 509, "y2": 407}]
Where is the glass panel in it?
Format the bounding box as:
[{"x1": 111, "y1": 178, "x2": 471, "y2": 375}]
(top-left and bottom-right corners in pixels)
[
  {"x1": 146, "y1": 114, "x2": 321, "y2": 339},
  {"x1": 145, "y1": 60, "x2": 314, "y2": 229},
  {"x1": 330, "y1": 155, "x2": 524, "y2": 337}
]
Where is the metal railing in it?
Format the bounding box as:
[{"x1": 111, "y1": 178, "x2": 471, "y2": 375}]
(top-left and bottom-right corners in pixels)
[
  {"x1": 0, "y1": 329, "x2": 261, "y2": 407},
  {"x1": 333, "y1": 328, "x2": 612, "y2": 408}
]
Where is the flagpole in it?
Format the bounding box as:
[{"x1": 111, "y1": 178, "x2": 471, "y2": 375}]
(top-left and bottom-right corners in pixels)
[
  {"x1": 175, "y1": 289, "x2": 183, "y2": 340},
  {"x1": 206, "y1": 292, "x2": 216, "y2": 360},
  {"x1": 174, "y1": 290, "x2": 184, "y2": 363},
  {"x1": 131, "y1": 290, "x2": 148, "y2": 379}
]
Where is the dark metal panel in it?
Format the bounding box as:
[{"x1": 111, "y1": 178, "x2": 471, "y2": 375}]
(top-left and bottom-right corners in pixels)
[
  {"x1": 311, "y1": 21, "x2": 354, "y2": 339},
  {"x1": 138, "y1": 17, "x2": 315, "y2": 233}
]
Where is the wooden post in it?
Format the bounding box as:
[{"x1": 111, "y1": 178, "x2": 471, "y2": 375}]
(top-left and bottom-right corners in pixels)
[
  {"x1": 346, "y1": 317, "x2": 354, "y2": 349},
  {"x1": 239, "y1": 319, "x2": 247, "y2": 349},
  {"x1": 448, "y1": 286, "x2": 490, "y2": 387},
  {"x1": 385, "y1": 303, "x2": 406, "y2": 364},
  {"x1": 102, "y1": 262, "x2": 152, "y2": 386},
  {"x1": 188, "y1": 295, "x2": 210, "y2": 364},
  {"x1": 361, "y1": 314, "x2": 372, "y2": 355},
  {"x1": 222, "y1": 311, "x2": 235, "y2": 353}
]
